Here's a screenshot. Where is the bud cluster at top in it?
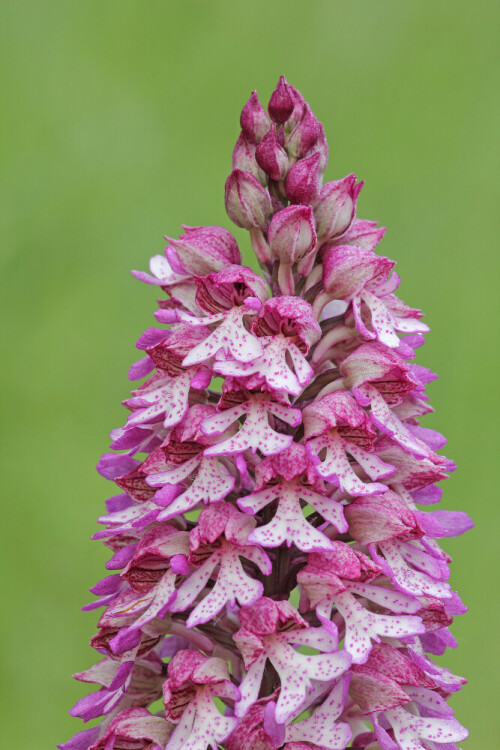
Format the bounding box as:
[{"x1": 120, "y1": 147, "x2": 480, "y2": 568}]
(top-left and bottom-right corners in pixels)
[{"x1": 60, "y1": 76, "x2": 471, "y2": 750}]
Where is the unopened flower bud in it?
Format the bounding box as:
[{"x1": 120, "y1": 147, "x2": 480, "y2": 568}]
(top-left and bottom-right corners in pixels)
[
  {"x1": 268, "y1": 75, "x2": 295, "y2": 124},
  {"x1": 240, "y1": 91, "x2": 270, "y2": 144},
  {"x1": 232, "y1": 132, "x2": 267, "y2": 184},
  {"x1": 268, "y1": 205, "x2": 317, "y2": 265},
  {"x1": 268, "y1": 205, "x2": 317, "y2": 294},
  {"x1": 286, "y1": 105, "x2": 321, "y2": 159},
  {"x1": 256, "y1": 128, "x2": 288, "y2": 181},
  {"x1": 314, "y1": 174, "x2": 363, "y2": 242},
  {"x1": 285, "y1": 152, "x2": 322, "y2": 205},
  {"x1": 225, "y1": 169, "x2": 273, "y2": 230}
]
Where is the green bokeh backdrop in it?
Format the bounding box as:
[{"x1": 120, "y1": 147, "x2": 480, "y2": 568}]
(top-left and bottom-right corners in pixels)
[{"x1": 1, "y1": 1, "x2": 498, "y2": 747}]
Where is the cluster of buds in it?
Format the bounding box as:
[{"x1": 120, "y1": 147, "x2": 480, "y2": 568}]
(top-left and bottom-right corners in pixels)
[{"x1": 61, "y1": 77, "x2": 471, "y2": 750}]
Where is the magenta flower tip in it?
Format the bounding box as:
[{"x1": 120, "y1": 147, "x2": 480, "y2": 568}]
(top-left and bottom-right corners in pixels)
[{"x1": 61, "y1": 78, "x2": 470, "y2": 750}]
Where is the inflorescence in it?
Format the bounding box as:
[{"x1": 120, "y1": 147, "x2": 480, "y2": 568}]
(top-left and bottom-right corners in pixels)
[{"x1": 61, "y1": 76, "x2": 471, "y2": 750}]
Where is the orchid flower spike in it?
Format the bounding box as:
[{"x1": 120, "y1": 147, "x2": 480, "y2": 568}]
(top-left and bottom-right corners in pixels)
[{"x1": 61, "y1": 76, "x2": 471, "y2": 750}]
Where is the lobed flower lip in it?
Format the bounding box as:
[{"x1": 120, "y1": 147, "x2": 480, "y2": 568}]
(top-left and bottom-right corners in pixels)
[
  {"x1": 234, "y1": 598, "x2": 352, "y2": 724},
  {"x1": 62, "y1": 77, "x2": 469, "y2": 750}
]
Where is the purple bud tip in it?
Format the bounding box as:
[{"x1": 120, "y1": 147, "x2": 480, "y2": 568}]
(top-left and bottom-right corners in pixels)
[
  {"x1": 268, "y1": 75, "x2": 294, "y2": 123},
  {"x1": 285, "y1": 151, "x2": 322, "y2": 205},
  {"x1": 240, "y1": 91, "x2": 270, "y2": 144},
  {"x1": 255, "y1": 128, "x2": 288, "y2": 181}
]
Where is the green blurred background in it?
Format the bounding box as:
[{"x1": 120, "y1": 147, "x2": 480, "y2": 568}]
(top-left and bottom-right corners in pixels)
[{"x1": 1, "y1": 1, "x2": 498, "y2": 746}]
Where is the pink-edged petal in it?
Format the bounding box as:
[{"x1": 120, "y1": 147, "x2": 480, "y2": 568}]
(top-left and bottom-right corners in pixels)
[
  {"x1": 399, "y1": 541, "x2": 449, "y2": 581},
  {"x1": 73, "y1": 658, "x2": 120, "y2": 688},
  {"x1": 125, "y1": 569, "x2": 177, "y2": 630},
  {"x1": 384, "y1": 706, "x2": 468, "y2": 749},
  {"x1": 267, "y1": 400, "x2": 302, "y2": 426},
  {"x1": 238, "y1": 485, "x2": 278, "y2": 514},
  {"x1": 345, "y1": 581, "x2": 420, "y2": 614},
  {"x1": 131, "y1": 253, "x2": 186, "y2": 286},
  {"x1": 287, "y1": 341, "x2": 315, "y2": 385},
  {"x1": 282, "y1": 625, "x2": 338, "y2": 653},
  {"x1": 352, "y1": 293, "x2": 376, "y2": 339},
  {"x1": 235, "y1": 653, "x2": 267, "y2": 718},
  {"x1": 359, "y1": 289, "x2": 400, "y2": 348},
  {"x1": 345, "y1": 441, "x2": 397, "y2": 481},
  {"x1": 97, "y1": 498, "x2": 161, "y2": 533},
  {"x1": 403, "y1": 686, "x2": 454, "y2": 717},
  {"x1": 170, "y1": 550, "x2": 221, "y2": 614},
  {"x1": 393, "y1": 316, "x2": 430, "y2": 334},
  {"x1": 300, "y1": 485, "x2": 348, "y2": 533},
  {"x1": 285, "y1": 677, "x2": 352, "y2": 749},
  {"x1": 373, "y1": 721, "x2": 399, "y2": 750},
  {"x1": 361, "y1": 384, "x2": 434, "y2": 460},
  {"x1": 372, "y1": 541, "x2": 452, "y2": 599},
  {"x1": 148, "y1": 456, "x2": 201, "y2": 487}
]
